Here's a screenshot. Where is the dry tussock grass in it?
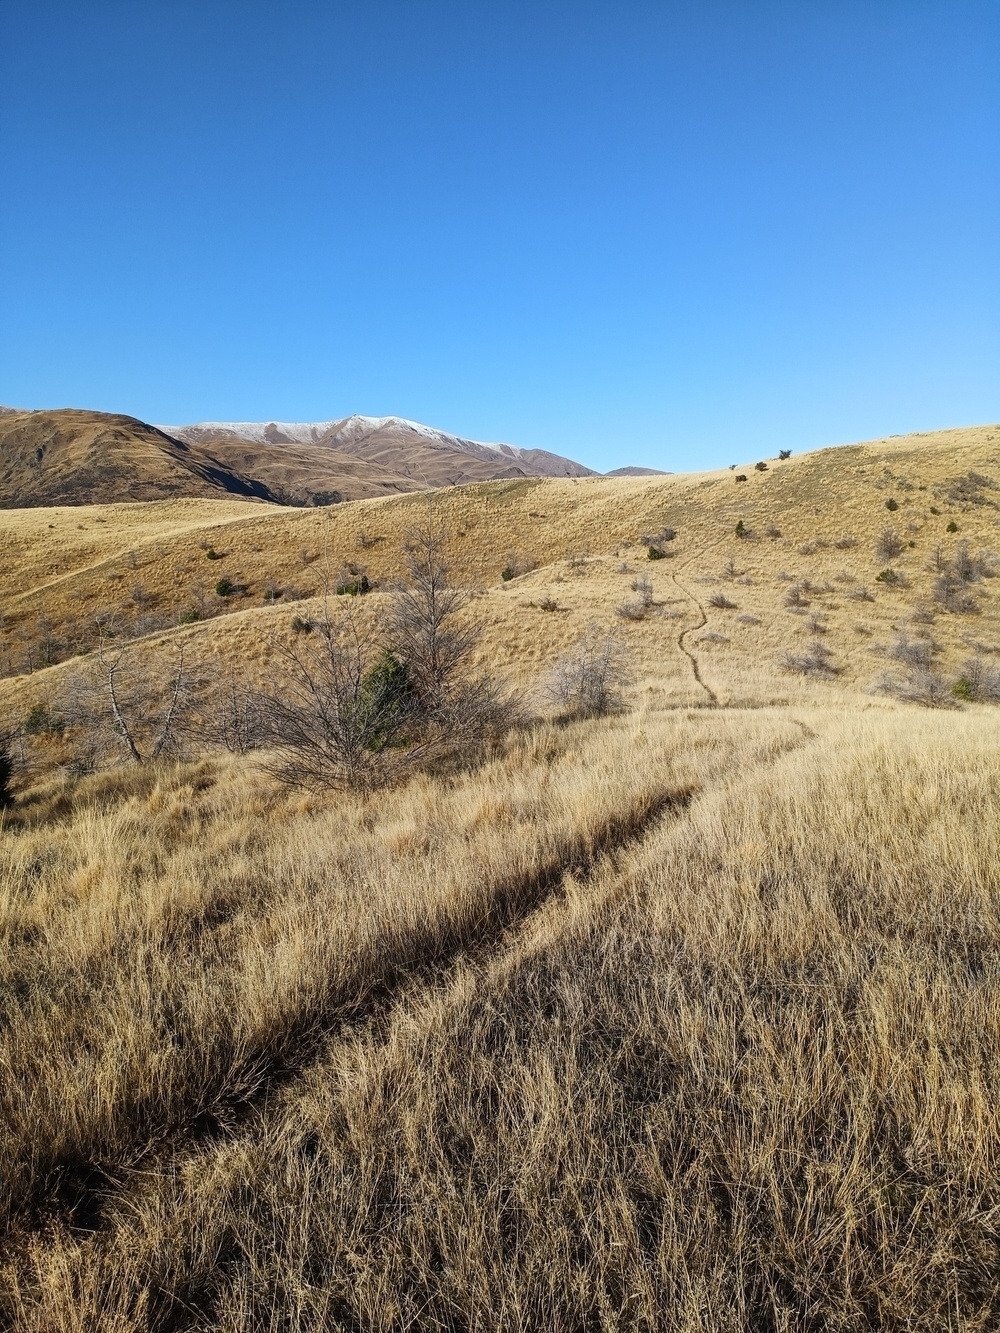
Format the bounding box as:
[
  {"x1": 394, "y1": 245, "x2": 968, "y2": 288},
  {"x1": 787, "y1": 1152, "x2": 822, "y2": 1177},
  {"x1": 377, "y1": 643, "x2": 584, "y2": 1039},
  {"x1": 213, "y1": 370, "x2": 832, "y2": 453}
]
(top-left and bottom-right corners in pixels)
[{"x1": 3, "y1": 708, "x2": 999, "y2": 1329}]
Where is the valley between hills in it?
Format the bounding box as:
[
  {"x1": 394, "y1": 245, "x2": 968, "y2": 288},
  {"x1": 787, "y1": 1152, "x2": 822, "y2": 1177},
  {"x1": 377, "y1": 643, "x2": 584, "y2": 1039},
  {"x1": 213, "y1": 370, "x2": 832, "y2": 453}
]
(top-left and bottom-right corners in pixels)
[{"x1": 1, "y1": 416, "x2": 999, "y2": 1329}]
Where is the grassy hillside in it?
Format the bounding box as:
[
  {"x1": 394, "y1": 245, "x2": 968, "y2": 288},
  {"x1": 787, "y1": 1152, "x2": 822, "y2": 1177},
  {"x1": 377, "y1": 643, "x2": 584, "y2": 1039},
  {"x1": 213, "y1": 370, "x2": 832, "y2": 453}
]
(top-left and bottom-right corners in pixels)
[{"x1": 1, "y1": 424, "x2": 999, "y2": 1329}]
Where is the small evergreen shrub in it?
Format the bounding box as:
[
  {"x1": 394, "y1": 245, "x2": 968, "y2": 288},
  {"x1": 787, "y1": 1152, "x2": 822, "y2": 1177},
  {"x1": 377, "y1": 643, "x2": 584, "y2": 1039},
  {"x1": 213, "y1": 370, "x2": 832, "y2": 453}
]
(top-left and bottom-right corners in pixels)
[
  {"x1": 647, "y1": 546, "x2": 665, "y2": 560},
  {"x1": 501, "y1": 566, "x2": 514, "y2": 582},
  {"x1": 205, "y1": 548, "x2": 223, "y2": 560},
  {"x1": 947, "y1": 520, "x2": 959, "y2": 533},
  {"x1": 885, "y1": 498, "x2": 899, "y2": 511},
  {"x1": 336, "y1": 575, "x2": 371, "y2": 596},
  {"x1": 215, "y1": 577, "x2": 235, "y2": 597},
  {"x1": 178, "y1": 608, "x2": 200, "y2": 625}
]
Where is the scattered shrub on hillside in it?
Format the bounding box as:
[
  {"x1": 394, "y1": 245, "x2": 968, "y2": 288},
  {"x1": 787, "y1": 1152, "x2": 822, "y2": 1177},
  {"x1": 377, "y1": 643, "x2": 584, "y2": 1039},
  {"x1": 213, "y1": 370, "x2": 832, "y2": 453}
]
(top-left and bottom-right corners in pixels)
[
  {"x1": 535, "y1": 596, "x2": 560, "y2": 612},
  {"x1": 262, "y1": 581, "x2": 281, "y2": 603},
  {"x1": 944, "y1": 470, "x2": 998, "y2": 506},
  {"x1": 933, "y1": 576, "x2": 979, "y2": 615},
  {"x1": 929, "y1": 506, "x2": 941, "y2": 515},
  {"x1": 870, "y1": 666, "x2": 956, "y2": 708},
  {"x1": 736, "y1": 613, "x2": 761, "y2": 625},
  {"x1": 875, "y1": 568, "x2": 907, "y2": 587},
  {"x1": 798, "y1": 541, "x2": 819, "y2": 556},
  {"x1": 721, "y1": 556, "x2": 743, "y2": 579},
  {"x1": 205, "y1": 548, "x2": 223, "y2": 561},
  {"x1": 947, "y1": 520, "x2": 959, "y2": 533},
  {"x1": 545, "y1": 627, "x2": 632, "y2": 719},
  {"x1": 177, "y1": 608, "x2": 201, "y2": 625},
  {"x1": 647, "y1": 546, "x2": 665, "y2": 561},
  {"x1": 806, "y1": 615, "x2": 828, "y2": 635},
  {"x1": 910, "y1": 601, "x2": 935, "y2": 624},
  {"x1": 735, "y1": 474, "x2": 748, "y2": 483},
  {"x1": 210, "y1": 672, "x2": 270, "y2": 755},
  {"x1": 952, "y1": 654, "x2": 1000, "y2": 702},
  {"x1": 734, "y1": 520, "x2": 748, "y2": 539},
  {"x1": 299, "y1": 548, "x2": 320, "y2": 566},
  {"x1": 885, "y1": 632, "x2": 935, "y2": 669},
  {"x1": 754, "y1": 461, "x2": 768, "y2": 472},
  {"x1": 776, "y1": 569, "x2": 794, "y2": 581},
  {"x1": 849, "y1": 584, "x2": 874, "y2": 602},
  {"x1": 708, "y1": 592, "x2": 737, "y2": 610},
  {"x1": 697, "y1": 631, "x2": 729, "y2": 644},
  {"x1": 566, "y1": 551, "x2": 589, "y2": 573},
  {"x1": 764, "y1": 524, "x2": 782, "y2": 539},
  {"x1": 356, "y1": 529, "x2": 385, "y2": 550},
  {"x1": 630, "y1": 576, "x2": 654, "y2": 605},
  {"x1": 885, "y1": 498, "x2": 899, "y2": 511},
  {"x1": 784, "y1": 583, "x2": 810, "y2": 609},
  {"x1": 215, "y1": 577, "x2": 235, "y2": 598},
  {"x1": 500, "y1": 566, "x2": 514, "y2": 582},
  {"x1": 290, "y1": 615, "x2": 314, "y2": 634},
  {"x1": 781, "y1": 640, "x2": 839, "y2": 678},
  {"x1": 875, "y1": 527, "x2": 904, "y2": 561},
  {"x1": 778, "y1": 447, "x2": 792, "y2": 459},
  {"x1": 834, "y1": 570, "x2": 856, "y2": 583},
  {"x1": 833, "y1": 535, "x2": 856, "y2": 550},
  {"x1": 616, "y1": 598, "x2": 648, "y2": 621},
  {"x1": 336, "y1": 573, "x2": 371, "y2": 597}
]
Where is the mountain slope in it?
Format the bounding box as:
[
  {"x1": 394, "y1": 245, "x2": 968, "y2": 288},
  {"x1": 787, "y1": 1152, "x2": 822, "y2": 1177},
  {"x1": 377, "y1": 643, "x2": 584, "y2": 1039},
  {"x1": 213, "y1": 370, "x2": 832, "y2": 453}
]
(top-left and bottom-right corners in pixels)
[{"x1": 165, "y1": 414, "x2": 597, "y2": 486}]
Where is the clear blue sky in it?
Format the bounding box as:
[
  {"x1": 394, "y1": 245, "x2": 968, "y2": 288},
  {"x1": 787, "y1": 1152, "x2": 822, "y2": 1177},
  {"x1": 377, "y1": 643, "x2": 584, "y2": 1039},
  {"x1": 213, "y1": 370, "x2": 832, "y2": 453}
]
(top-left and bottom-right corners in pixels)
[{"x1": 1, "y1": 2, "x2": 997, "y2": 472}]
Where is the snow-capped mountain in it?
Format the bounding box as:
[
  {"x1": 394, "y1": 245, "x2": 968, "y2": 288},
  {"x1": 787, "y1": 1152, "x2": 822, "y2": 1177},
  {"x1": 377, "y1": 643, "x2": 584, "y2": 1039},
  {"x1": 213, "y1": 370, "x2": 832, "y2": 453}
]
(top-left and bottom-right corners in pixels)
[{"x1": 159, "y1": 415, "x2": 596, "y2": 480}]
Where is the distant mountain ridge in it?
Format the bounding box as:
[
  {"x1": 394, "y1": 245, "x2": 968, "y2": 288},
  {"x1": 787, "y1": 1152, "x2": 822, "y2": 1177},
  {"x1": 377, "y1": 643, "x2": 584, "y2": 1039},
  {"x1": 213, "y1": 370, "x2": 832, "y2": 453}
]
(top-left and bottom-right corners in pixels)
[
  {"x1": 0, "y1": 407, "x2": 602, "y2": 509},
  {"x1": 161, "y1": 415, "x2": 597, "y2": 482}
]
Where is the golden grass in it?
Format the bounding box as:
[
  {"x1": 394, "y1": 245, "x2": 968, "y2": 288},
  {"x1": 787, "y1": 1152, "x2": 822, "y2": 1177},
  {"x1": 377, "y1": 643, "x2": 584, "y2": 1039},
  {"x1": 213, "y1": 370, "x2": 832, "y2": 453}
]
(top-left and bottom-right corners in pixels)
[
  {"x1": 3, "y1": 707, "x2": 1000, "y2": 1329},
  {"x1": 2, "y1": 426, "x2": 1000, "y2": 1328}
]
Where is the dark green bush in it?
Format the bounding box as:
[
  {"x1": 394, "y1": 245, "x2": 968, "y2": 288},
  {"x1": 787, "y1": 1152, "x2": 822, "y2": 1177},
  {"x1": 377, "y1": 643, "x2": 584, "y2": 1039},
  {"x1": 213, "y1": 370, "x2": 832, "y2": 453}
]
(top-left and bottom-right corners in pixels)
[
  {"x1": 885, "y1": 498, "x2": 899, "y2": 511},
  {"x1": 206, "y1": 548, "x2": 223, "y2": 560},
  {"x1": 336, "y1": 574, "x2": 371, "y2": 596},
  {"x1": 290, "y1": 615, "x2": 313, "y2": 634},
  {"x1": 951, "y1": 677, "x2": 974, "y2": 701},
  {"x1": 501, "y1": 566, "x2": 515, "y2": 582},
  {"x1": 24, "y1": 704, "x2": 63, "y2": 736},
  {"x1": 215, "y1": 578, "x2": 235, "y2": 597},
  {"x1": 357, "y1": 651, "x2": 415, "y2": 751},
  {"x1": 647, "y1": 546, "x2": 665, "y2": 561},
  {"x1": 178, "y1": 608, "x2": 200, "y2": 625},
  {"x1": 947, "y1": 521, "x2": 959, "y2": 533}
]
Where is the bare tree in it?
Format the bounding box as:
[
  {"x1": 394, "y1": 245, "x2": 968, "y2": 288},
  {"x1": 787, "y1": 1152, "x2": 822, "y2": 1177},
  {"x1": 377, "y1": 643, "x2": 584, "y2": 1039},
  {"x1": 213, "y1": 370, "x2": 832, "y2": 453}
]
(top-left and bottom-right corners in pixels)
[{"x1": 60, "y1": 628, "x2": 193, "y2": 768}]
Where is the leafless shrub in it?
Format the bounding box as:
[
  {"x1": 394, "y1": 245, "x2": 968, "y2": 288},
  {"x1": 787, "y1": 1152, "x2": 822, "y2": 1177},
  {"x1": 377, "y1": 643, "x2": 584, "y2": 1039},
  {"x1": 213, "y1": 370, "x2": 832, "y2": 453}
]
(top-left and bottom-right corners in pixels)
[
  {"x1": 545, "y1": 627, "x2": 632, "y2": 719},
  {"x1": 806, "y1": 615, "x2": 828, "y2": 635},
  {"x1": 764, "y1": 524, "x2": 782, "y2": 539},
  {"x1": 535, "y1": 596, "x2": 560, "y2": 612},
  {"x1": 708, "y1": 592, "x2": 737, "y2": 610},
  {"x1": 776, "y1": 570, "x2": 794, "y2": 581},
  {"x1": 875, "y1": 527, "x2": 904, "y2": 562},
  {"x1": 630, "y1": 575, "x2": 653, "y2": 604},
  {"x1": 849, "y1": 585, "x2": 875, "y2": 602},
  {"x1": 870, "y1": 667, "x2": 957, "y2": 708},
  {"x1": 854, "y1": 622, "x2": 873, "y2": 636},
  {"x1": 911, "y1": 602, "x2": 935, "y2": 625},
  {"x1": 209, "y1": 672, "x2": 270, "y2": 755},
  {"x1": 784, "y1": 583, "x2": 810, "y2": 608},
  {"x1": 833, "y1": 535, "x2": 856, "y2": 550},
  {"x1": 299, "y1": 547, "x2": 320, "y2": 566},
  {"x1": 933, "y1": 574, "x2": 980, "y2": 614},
  {"x1": 721, "y1": 556, "x2": 742, "y2": 579},
  {"x1": 616, "y1": 598, "x2": 648, "y2": 622},
  {"x1": 736, "y1": 613, "x2": 761, "y2": 625},
  {"x1": 781, "y1": 641, "x2": 839, "y2": 678},
  {"x1": 356, "y1": 530, "x2": 385, "y2": 550},
  {"x1": 955, "y1": 654, "x2": 1000, "y2": 702},
  {"x1": 697, "y1": 631, "x2": 729, "y2": 645},
  {"x1": 797, "y1": 541, "x2": 819, "y2": 556},
  {"x1": 886, "y1": 632, "x2": 935, "y2": 669},
  {"x1": 566, "y1": 551, "x2": 589, "y2": 574}
]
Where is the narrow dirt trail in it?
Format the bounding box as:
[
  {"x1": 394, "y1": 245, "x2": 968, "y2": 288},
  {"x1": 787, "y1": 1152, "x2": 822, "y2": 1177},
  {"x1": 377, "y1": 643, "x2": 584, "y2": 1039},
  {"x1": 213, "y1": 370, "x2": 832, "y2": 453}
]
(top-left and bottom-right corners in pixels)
[{"x1": 669, "y1": 544, "x2": 722, "y2": 704}]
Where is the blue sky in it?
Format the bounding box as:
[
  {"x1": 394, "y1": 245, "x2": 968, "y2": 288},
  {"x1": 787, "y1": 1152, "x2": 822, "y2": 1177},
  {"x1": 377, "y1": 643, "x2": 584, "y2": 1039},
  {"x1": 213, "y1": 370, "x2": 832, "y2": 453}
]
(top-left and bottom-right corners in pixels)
[{"x1": 1, "y1": 2, "x2": 997, "y2": 473}]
